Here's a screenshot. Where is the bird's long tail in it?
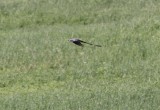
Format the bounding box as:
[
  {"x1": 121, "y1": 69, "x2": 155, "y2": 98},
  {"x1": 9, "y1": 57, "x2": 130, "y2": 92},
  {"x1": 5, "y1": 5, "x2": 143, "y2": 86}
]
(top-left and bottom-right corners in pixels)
[{"x1": 80, "y1": 40, "x2": 102, "y2": 47}]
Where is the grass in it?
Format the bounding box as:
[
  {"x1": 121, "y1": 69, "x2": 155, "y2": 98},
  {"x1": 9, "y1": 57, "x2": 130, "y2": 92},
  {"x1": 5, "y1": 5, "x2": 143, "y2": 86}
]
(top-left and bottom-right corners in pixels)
[{"x1": 0, "y1": 0, "x2": 160, "y2": 109}]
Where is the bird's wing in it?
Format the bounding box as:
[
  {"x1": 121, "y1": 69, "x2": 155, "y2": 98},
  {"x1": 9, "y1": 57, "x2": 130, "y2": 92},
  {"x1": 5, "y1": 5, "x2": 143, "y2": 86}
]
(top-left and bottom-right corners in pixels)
[
  {"x1": 79, "y1": 40, "x2": 101, "y2": 47},
  {"x1": 79, "y1": 40, "x2": 93, "y2": 45}
]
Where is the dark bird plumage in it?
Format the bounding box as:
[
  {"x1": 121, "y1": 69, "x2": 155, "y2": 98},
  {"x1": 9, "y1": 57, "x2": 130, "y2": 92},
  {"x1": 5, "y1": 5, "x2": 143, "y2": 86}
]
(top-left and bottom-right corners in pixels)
[{"x1": 69, "y1": 38, "x2": 101, "y2": 47}]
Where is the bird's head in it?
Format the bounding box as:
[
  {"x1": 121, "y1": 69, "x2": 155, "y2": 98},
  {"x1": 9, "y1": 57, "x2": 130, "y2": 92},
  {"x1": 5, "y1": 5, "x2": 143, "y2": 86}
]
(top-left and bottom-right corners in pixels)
[
  {"x1": 68, "y1": 38, "x2": 79, "y2": 42},
  {"x1": 68, "y1": 39, "x2": 73, "y2": 42}
]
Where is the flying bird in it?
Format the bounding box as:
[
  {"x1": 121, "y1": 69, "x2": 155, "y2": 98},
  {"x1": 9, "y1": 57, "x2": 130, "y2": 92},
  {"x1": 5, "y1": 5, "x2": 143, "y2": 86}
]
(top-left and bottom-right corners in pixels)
[{"x1": 68, "y1": 38, "x2": 101, "y2": 47}]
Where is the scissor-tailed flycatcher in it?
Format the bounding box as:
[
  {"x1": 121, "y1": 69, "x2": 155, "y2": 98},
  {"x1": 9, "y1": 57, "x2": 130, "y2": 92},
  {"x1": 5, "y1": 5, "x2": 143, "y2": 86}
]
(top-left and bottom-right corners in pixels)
[{"x1": 69, "y1": 38, "x2": 101, "y2": 47}]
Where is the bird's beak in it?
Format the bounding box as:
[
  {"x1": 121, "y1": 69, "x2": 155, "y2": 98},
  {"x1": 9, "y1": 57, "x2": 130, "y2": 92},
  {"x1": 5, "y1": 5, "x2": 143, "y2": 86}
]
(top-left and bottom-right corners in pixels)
[{"x1": 68, "y1": 39, "x2": 72, "y2": 42}]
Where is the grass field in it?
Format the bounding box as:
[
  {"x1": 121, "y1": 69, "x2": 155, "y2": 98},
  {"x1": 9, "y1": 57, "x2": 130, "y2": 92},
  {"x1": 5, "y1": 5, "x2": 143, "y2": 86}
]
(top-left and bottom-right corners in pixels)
[{"x1": 1, "y1": 0, "x2": 160, "y2": 109}]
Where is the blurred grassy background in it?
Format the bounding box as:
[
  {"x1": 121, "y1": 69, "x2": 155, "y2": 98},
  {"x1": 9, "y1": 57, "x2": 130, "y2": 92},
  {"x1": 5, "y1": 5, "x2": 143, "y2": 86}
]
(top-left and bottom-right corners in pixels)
[{"x1": 0, "y1": 0, "x2": 160, "y2": 109}]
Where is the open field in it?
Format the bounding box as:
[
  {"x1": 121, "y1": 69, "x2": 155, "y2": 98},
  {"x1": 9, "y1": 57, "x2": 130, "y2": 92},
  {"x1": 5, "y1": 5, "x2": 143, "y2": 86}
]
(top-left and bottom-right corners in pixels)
[{"x1": 0, "y1": 0, "x2": 160, "y2": 109}]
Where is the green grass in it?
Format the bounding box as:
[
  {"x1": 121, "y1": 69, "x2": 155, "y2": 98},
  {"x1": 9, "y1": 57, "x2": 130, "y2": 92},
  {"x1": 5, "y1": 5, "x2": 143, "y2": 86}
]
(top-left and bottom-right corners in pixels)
[{"x1": 1, "y1": 0, "x2": 160, "y2": 109}]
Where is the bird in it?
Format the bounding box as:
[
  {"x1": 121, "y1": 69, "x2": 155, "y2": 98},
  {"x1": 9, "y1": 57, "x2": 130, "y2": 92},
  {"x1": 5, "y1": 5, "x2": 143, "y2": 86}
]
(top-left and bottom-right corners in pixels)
[{"x1": 68, "y1": 38, "x2": 101, "y2": 47}]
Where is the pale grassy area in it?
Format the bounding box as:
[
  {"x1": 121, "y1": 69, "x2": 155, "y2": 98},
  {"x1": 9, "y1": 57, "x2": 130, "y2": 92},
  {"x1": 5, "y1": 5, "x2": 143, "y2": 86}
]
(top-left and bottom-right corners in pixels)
[{"x1": 0, "y1": 0, "x2": 160, "y2": 109}]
